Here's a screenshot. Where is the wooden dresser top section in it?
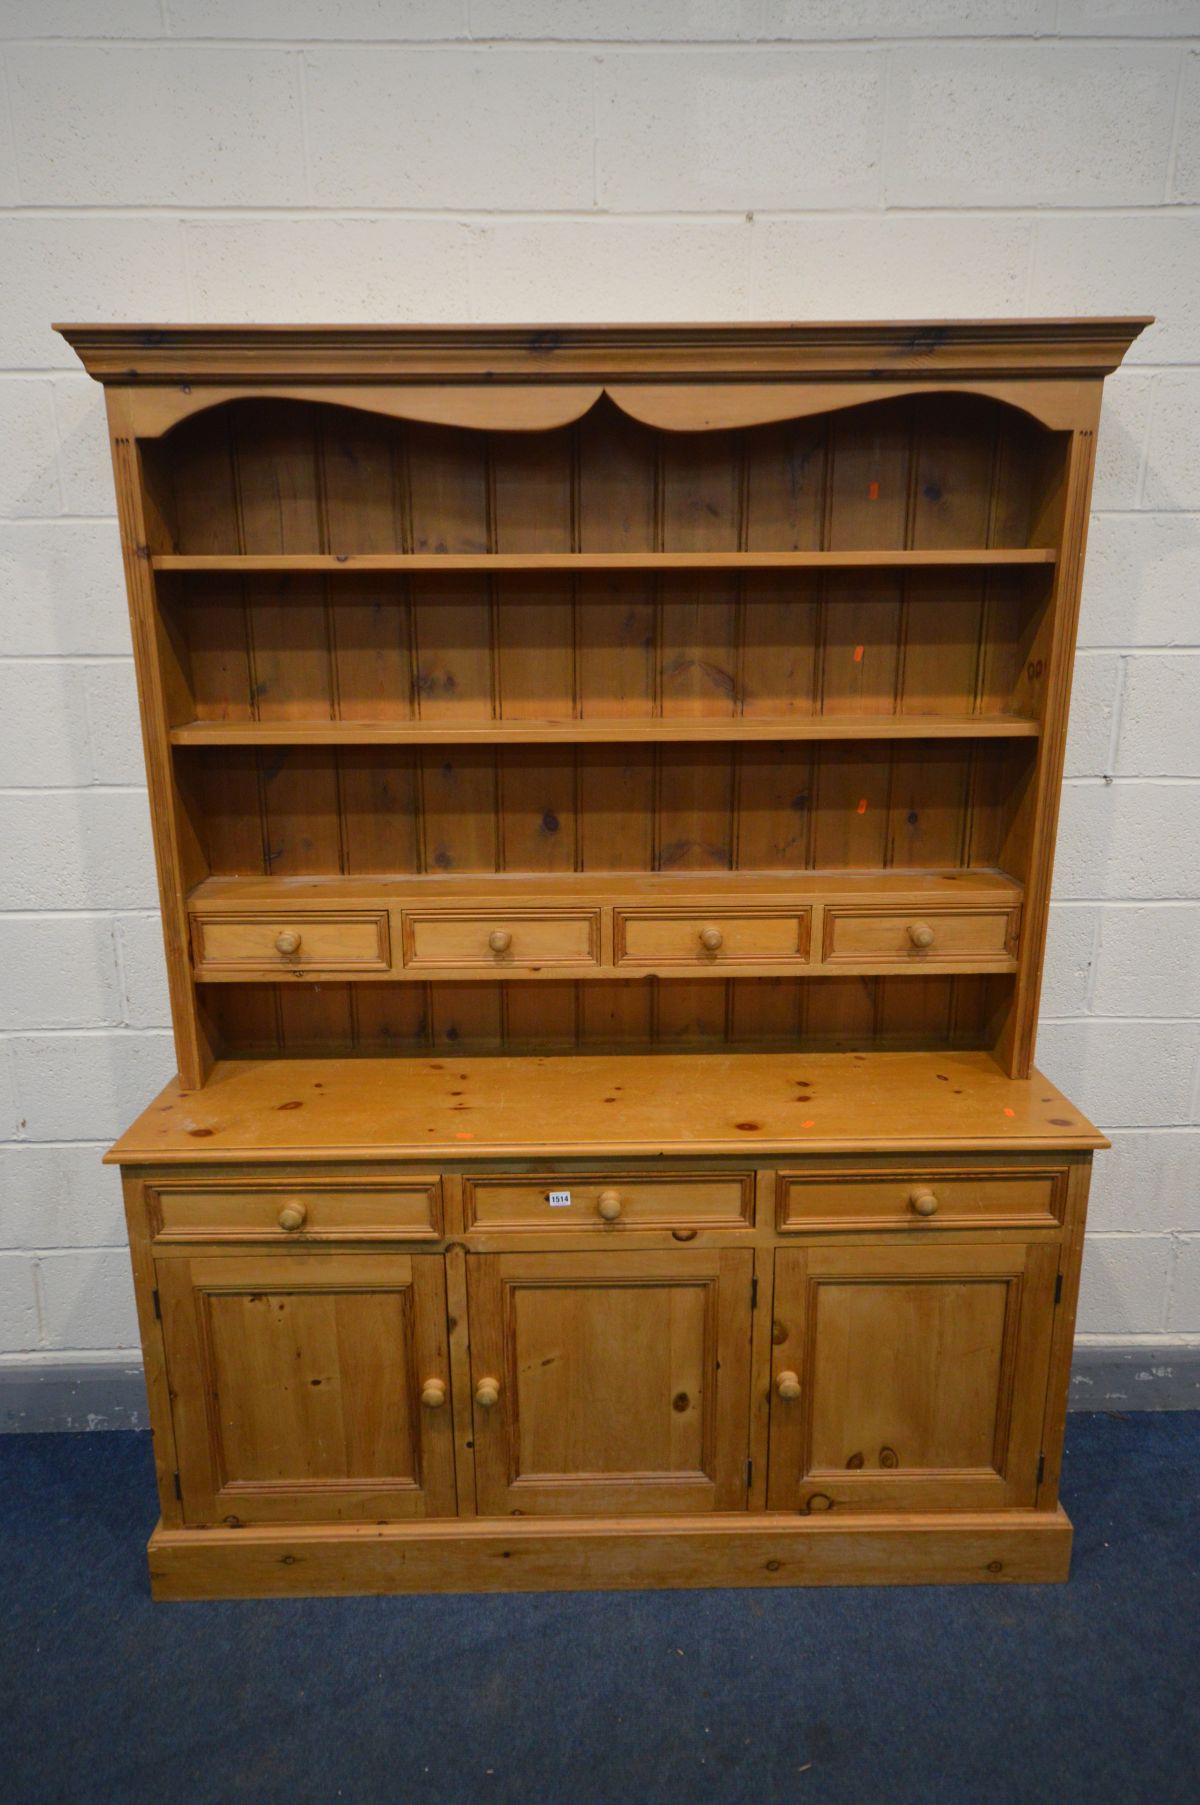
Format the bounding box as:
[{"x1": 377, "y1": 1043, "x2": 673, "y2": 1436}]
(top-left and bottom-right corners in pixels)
[{"x1": 107, "y1": 1051, "x2": 1105, "y2": 1165}]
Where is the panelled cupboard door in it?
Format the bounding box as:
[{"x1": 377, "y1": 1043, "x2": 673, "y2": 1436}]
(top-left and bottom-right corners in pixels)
[
  {"x1": 767, "y1": 1241, "x2": 1058, "y2": 1514},
  {"x1": 467, "y1": 1249, "x2": 753, "y2": 1516},
  {"x1": 156, "y1": 1251, "x2": 456, "y2": 1526}
]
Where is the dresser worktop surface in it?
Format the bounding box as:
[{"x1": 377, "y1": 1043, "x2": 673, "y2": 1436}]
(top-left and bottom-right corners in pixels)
[{"x1": 107, "y1": 1051, "x2": 1105, "y2": 1165}]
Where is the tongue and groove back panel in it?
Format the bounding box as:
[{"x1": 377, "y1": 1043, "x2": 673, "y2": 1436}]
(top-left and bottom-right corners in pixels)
[{"x1": 142, "y1": 390, "x2": 1055, "y2": 1065}]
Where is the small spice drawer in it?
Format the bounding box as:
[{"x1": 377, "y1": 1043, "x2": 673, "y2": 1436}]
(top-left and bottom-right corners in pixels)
[
  {"x1": 776, "y1": 1167, "x2": 1065, "y2": 1232},
  {"x1": 821, "y1": 906, "x2": 1018, "y2": 966},
  {"x1": 614, "y1": 908, "x2": 811, "y2": 967},
  {"x1": 148, "y1": 1178, "x2": 443, "y2": 1242},
  {"x1": 191, "y1": 911, "x2": 391, "y2": 977},
  {"x1": 463, "y1": 1172, "x2": 754, "y2": 1232},
  {"x1": 403, "y1": 909, "x2": 600, "y2": 970}
]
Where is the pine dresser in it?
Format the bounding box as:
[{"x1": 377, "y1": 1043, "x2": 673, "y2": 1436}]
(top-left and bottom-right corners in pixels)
[{"x1": 56, "y1": 318, "x2": 1147, "y2": 1598}]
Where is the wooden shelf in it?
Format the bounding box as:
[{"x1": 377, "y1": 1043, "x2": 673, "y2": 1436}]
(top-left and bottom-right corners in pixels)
[
  {"x1": 170, "y1": 714, "x2": 1040, "y2": 747},
  {"x1": 153, "y1": 549, "x2": 1057, "y2": 574},
  {"x1": 188, "y1": 868, "x2": 1024, "y2": 909},
  {"x1": 104, "y1": 1050, "x2": 1106, "y2": 1164}
]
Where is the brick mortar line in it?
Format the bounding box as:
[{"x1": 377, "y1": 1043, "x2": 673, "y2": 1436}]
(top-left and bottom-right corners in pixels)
[
  {"x1": 3, "y1": 34, "x2": 1200, "y2": 49},
  {"x1": 3, "y1": 1248, "x2": 133, "y2": 1257},
  {"x1": 3, "y1": 202, "x2": 1200, "y2": 218}
]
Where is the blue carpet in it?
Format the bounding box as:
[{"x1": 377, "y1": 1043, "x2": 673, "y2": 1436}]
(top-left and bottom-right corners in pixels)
[{"x1": 3, "y1": 1413, "x2": 1198, "y2": 1805}]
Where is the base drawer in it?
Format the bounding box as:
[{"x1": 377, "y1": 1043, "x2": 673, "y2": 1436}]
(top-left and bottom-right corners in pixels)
[
  {"x1": 777, "y1": 1167, "x2": 1065, "y2": 1231},
  {"x1": 463, "y1": 1172, "x2": 754, "y2": 1232},
  {"x1": 149, "y1": 1178, "x2": 443, "y2": 1242}
]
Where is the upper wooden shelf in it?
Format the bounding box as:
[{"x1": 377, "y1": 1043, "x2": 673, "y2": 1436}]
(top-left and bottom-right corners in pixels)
[
  {"x1": 170, "y1": 714, "x2": 1040, "y2": 748},
  {"x1": 153, "y1": 550, "x2": 1057, "y2": 574}
]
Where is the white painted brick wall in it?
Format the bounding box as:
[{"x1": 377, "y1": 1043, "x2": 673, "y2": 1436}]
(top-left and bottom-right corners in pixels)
[{"x1": 1, "y1": 1, "x2": 1198, "y2": 1370}]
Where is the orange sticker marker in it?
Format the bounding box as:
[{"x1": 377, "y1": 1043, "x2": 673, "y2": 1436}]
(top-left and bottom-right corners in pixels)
[
  {"x1": 856, "y1": 797, "x2": 868, "y2": 815},
  {"x1": 868, "y1": 480, "x2": 880, "y2": 499},
  {"x1": 1002, "y1": 1107, "x2": 1016, "y2": 1118},
  {"x1": 853, "y1": 644, "x2": 864, "y2": 662},
  {"x1": 802, "y1": 1119, "x2": 814, "y2": 1128},
  {"x1": 454, "y1": 1131, "x2": 475, "y2": 1139}
]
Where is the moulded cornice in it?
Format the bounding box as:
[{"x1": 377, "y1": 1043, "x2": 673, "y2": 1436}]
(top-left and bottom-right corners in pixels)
[{"x1": 55, "y1": 317, "x2": 1152, "y2": 385}]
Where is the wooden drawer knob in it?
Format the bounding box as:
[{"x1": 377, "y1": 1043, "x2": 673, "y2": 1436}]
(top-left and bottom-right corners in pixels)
[
  {"x1": 421, "y1": 1379, "x2": 447, "y2": 1409},
  {"x1": 277, "y1": 1200, "x2": 307, "y2": 1232},
  {"x1": 776, "y1": 1370, "x2": 801, "y2": 1400},
  {"x1": 698, "y1": 925, "x2": 724, "y2": 952},
  {"x1": 907, "y1": 922, "x2": 935, "y2": 949},
  {"x1": 488, "y1": 929, "x2": 512, "y2": 955},
  {"x1": 910, "y1": 1187, "x2": 939, "y2": 1217},
  {"x1": 475, "y1": 1377, "x2": 500, "y2": 1409},
  {"x1": 597, "y1": 1188, "x2": 623, "y2": 1221},
  {"x1": 275, "y1": 929, "x2": 302, "y2": 956}
]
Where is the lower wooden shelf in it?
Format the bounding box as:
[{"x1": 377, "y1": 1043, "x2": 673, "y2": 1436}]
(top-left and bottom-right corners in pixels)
[
  {"x1": 146, "y1": 1507, "x2": 1074, "y2": 1599},
  {"x1": 169, "y1": 713, "x2": 1040, "y2": 746},
  {"x1": 107, "y1": 1050, "x2": 1104, "y2": 1163}
]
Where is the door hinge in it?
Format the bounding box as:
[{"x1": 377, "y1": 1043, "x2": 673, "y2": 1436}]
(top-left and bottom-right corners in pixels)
[
  {"x1": 746, "y1": 1458, "x2": 753, "y2": 1491},
  {"x1": 172, "y1": 1470, "x2": 182, "y2": 1501},
  {"x1": 152, "y1": 1287, "x2": 161, "y2": 1321},
  {"x1": 1036, "y1": 1453, "x2": 1045, "y2": 1487},
  {"x1": 751, "y1": 1276, "x2": 759, "y2": 1310},
  {"x1": 1054, "y1": 1273, "x2": 1064, "y2": 1305}
]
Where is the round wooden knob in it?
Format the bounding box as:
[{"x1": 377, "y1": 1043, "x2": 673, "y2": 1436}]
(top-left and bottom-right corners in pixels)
[
  {"x1": 698, "y1": 925, "x2": 724, "y2": 953},
  {"x1": 910, "y1": 1187, "x2": 939, "y2": 1217},
  {"x1": 488, "y1": 929, "x2": 512, "y2": 955},
  {"x1": 277, "y1": 1200, "x2": 307, "y2": 1232},
  {"x1": 275, "y1": 929, "x2": 302, "y2": 956},
  {"x1": 597, "y1": 1188, "x2": 622, "y2": 1221},
  {"x1": 907, "y1": 922, "x2": 935, "y2": 949},
  {"x1": 421, "y1": 1379, "x2": 446, "y2": 1409},
  {"x1": 776, "y1": 1370, "x2": 801, "y2": 1400},
  {"x1": 474, "y1": 1377, "x2": 500, "y2": 1409}
]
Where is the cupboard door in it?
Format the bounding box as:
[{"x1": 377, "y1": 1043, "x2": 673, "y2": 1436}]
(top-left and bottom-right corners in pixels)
[
  {"x1": 467, "y1": 1249, "x2": 753, "y2": 1516},
  {"x1": 767, "y1": 1241, "x2": 1058, "y2": 1514},
  {"x1": 157, "y1": 1251, "x2": 456, "y2": 1525}
]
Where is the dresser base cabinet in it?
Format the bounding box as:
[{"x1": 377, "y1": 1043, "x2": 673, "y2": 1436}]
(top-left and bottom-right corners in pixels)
[{"x1": 112, "y1": 1052, "x2": 1098, "y2": 1600}]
